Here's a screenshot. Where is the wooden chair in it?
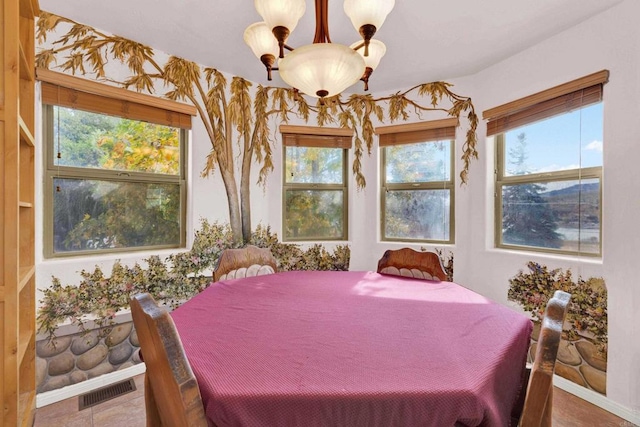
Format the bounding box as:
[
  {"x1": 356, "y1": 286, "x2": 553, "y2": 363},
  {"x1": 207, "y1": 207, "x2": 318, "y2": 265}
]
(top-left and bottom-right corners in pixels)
[
  {"x1": 213, "y1": 245, "x2": 277, "y2": 282},
  {"x1": 130, "y1": 293, "x2": 208, "y2": 427},
  {"x1": 515, "y1": 290, "x2": 571, "y2": 427},
  {"x1": 376, "y1": 248, "x2": 447, "y2": 281}
]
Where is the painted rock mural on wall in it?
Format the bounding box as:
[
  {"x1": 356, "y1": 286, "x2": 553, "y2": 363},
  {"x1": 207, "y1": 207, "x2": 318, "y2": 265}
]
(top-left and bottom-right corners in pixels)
[{"x1": 509, "y1": 262, "x2": 608, "y2": 395}]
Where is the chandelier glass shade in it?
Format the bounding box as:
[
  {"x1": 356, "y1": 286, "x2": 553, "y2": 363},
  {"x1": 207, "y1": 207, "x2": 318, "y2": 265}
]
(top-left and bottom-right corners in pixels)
[
  {"x1": 343, "y1": 0, "x2": 395, "y2": 32},
  {"x1": 255, "y1": 0, "x2": 306, "y2": 34},
  {"x1": 279, "y1": 43, "x2": 365, "y2": 98},
  {"x1": 244, "y1": 0, "x2": 395, "y2": 98},
  {"x1": 244, "y1": 22, "x2": 279, "y2": 60},
  {"x1": 243, "y1": 22, "x2": 280, "y2": 80}
]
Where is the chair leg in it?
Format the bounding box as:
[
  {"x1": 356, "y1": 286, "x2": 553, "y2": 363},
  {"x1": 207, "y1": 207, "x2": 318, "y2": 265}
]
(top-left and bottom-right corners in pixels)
[
  {"x1": 144, "y1": 374, "x2": 163, "y2": 427},
  {"x1": 541, "y1": 387, "x2": 553, "y2": 427}
]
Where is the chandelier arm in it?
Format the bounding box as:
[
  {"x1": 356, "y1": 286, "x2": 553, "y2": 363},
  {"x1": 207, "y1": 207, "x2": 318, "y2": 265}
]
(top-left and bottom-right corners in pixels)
[
  {"x1": 351, "y1": 42, "x2": 365, "y2": 52},
  {"x1": 358, "y1": 24, "x2": 377, "y2": 57},
  {"x1": 361, "y1": 67, "x2": 373, "y2": 91},
  {"x1": 313, "y1": 0, "x2": 331, "y2": 44},
  {"x1": 260, "y1": 54, "x2": 276, "y2": 81},
  {"x1": 272, "y1": 26, "x2": 290, "y2": 58}
]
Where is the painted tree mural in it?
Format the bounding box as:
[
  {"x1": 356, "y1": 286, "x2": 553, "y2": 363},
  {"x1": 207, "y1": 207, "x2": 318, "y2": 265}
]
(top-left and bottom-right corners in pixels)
[{"x1": 36, "y1": 12, "x2": 479, "y2": 244}]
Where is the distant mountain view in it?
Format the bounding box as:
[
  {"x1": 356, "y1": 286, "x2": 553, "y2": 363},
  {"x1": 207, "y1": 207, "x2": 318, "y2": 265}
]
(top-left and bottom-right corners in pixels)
[
  {"x1": 544, "y1": 182, "x2": 599, "y2": 198},
  {"x1": 542, "y1": 182, "x2": 600, "y2": 228}
]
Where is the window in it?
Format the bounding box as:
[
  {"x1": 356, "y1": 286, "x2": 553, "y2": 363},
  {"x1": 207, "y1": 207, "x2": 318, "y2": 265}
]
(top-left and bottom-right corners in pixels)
[
  {"x1": 40, "y1": 72, "x2": 195, "y2": 257},
  {"x1": 485, "y1": 70, "x2": 608, "y2": 256},
  {"x1": 378, "y1": 119, "x2": 456, "y2": 243},
  {"x1": 281, "y1": 125, "x2": 351, "y2": 241}
]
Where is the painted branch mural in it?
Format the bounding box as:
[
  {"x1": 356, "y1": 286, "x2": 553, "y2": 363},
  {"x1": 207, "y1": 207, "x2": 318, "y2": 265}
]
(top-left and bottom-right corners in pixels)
[{"x1": 36, "y1": 12, "x2": 478, "y2": 244}]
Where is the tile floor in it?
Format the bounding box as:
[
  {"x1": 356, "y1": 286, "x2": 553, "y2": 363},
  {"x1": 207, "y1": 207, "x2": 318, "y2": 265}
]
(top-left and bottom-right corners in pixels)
[
  {"x1": 34, "y1": 374, "x2": 635, "y2": 427},
  {"x1": 34, "y1": 375, "x2": 146, "y2": 427}
]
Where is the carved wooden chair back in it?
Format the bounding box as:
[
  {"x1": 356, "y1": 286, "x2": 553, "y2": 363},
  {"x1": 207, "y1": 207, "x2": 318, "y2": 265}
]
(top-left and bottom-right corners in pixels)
[
  {"x1": 517, "y1": 290, "x2": 571, "y2": 427},
  {"x1": 376, "y1": 248, "x2": 447, "y2": 281},
  {"x1": 213, "y1": 245, "x2": 277, "y2": 282},
  {"x1": 130, "y1": 293, "x2": 208, "y2": 427}
]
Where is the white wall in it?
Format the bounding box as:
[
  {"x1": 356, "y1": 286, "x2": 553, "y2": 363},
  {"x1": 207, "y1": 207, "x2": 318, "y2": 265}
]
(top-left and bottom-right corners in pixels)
[
  {"x1": 315, "y1": 0, "x2": 640, "y2": 413},
  {"x1": 35, "y1": 0, "x2": 639, "y2": 414},
  {"x1": 462, "y1": 0, "x2": 640, "y2": 411},
  {"x1": 346, "y1": 0, "x2": 640, "y2": 412}
]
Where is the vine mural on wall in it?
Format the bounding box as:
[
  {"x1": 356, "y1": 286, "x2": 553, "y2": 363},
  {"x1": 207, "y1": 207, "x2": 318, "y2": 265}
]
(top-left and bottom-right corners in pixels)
[
  {"x1": 37, "y1": 220, "x2": 351, "y2": 342},
  {"x1": 35, "y1": 220, "x2": 350, "y2": 393},
  {"x1": 36, "y1": 12, "x2": 479, "y2": 244}
]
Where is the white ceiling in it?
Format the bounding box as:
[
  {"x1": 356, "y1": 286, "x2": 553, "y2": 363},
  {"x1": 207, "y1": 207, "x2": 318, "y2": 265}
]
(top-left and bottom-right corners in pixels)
[{"x1": 39, "y1": 0, "x2": 622, "y2": 94}]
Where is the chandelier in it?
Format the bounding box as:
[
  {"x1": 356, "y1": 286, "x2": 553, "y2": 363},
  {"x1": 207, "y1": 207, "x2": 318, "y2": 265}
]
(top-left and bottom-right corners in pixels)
[{"x1": 244, "y1": 0, "x2": 395, "y2": 99}]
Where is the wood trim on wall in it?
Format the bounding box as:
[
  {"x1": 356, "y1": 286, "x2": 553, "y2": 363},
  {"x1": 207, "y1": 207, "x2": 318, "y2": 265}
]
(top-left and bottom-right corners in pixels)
[
  {"x1": 36, "y1": 68, "x2": 197, "y2": 122},
  {"x1": 280, "y1": 125, "x2": 353, "y2": 149},
  {"x1": 482, "y1": 70, "x2": 609, "y2": 121},
  {"x1": 376, "y1": 118, "x2": 458, "y2": 147},
  {"x1": 485, "y1": 84, "x2": 603, "y2": 136},
  {"x1": 375, "y1": 117, "x2": 458, "y2": 135},
  {"x1": 279, "y1": 125, "x2": 353, "y2": 137},
  {"x1": 41, "y1": 81, "x2": 193, "y2": 128}
]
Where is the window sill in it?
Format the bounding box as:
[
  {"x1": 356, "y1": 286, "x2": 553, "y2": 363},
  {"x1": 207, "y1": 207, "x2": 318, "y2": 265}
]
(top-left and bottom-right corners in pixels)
[
  {"x1": 39, "y1": 247, "x2": 190, "y2": 266},
  {"x1": 486, "y1": 247, "x2": 603, "y2": 266}
]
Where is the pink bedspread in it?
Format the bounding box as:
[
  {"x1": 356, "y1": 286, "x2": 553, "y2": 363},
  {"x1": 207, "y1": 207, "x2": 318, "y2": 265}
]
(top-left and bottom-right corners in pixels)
[{"x1": 171, "y1": 271, "x2": 532, "y2": 427}]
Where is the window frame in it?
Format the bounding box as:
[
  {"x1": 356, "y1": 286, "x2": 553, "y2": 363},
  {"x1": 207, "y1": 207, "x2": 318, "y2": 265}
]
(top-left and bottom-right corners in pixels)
[
  {"x1": 39, "y1": 72, "x2": 194, "y2": 258},
  {"x1": 377, "y1": 119, "x2": 457, "y2": 244},
  {"x1": 494, "y1": 132, "x2": 603, "y2": 256},
  {"x1": 486, "y1": 71, "x2": 608, "y2": 257},
  {"x1": 281, "y1": 126, "x2": 351, "y2": 242}
]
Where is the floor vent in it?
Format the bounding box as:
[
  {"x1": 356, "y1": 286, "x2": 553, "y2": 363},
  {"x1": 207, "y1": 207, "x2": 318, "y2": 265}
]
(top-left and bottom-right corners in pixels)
[{"x1": 78, "y1": 378, "x2": 137, "y2": 410}]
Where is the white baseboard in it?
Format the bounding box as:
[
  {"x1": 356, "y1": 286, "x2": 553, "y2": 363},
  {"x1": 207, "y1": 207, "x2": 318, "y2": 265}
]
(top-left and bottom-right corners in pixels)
[
  {"x1": 36, "y1": 363, "x2": 146, "y2": 408},
  {"x1": 554, "y1": 375, "x2": 640, "y2": 425}
]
